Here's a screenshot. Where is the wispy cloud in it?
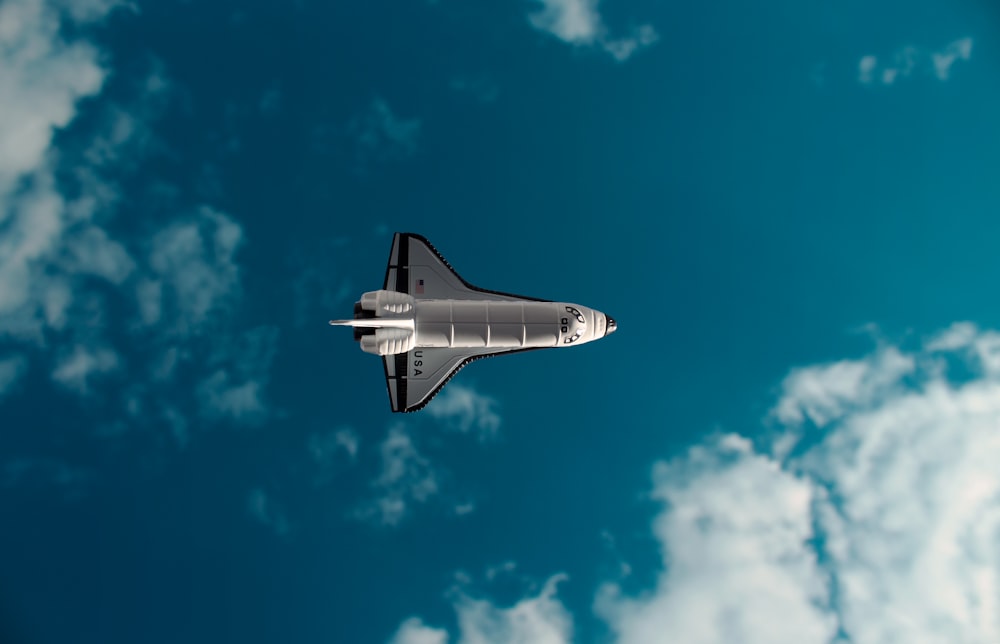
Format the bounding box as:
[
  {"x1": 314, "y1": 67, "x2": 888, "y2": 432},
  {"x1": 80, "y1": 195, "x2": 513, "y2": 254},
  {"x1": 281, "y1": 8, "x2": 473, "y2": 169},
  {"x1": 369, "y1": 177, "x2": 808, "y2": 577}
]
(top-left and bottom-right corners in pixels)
[
  {"x1": 2, "y1": 457, "x2": 93, "y2": 500},
  {"x1": 0, "y1": 355, "x2": 28, "y2": 398},
  {"x1": 196, "y1": 325, "x2": 279, "y2": 425},
  {"x1": 527, "y1": 0, "x2": 657, "y2": 62},
  {"x1": 351, "y1": 387, "x2": 503, "y2": 525},
  {"x1": 287, "y1": 236, "x2": 352, "y2": 328},
  {"x1": 450, "y1": 75, "x2": 500, "y2": 103},
  {"x1": 144, "y1": 207, "x2": 244, "y2": 335},
  {"x1": 426, "y1": 383, "x2": 501, "y2": 441},
  {"x1": 858, "y1": 37, "x2": 973, "y2": 85},
  {"x1": 308, "y1": 427, "x2": 359, "y2": 484},
  {"x1": 310, "y1": 427, "x2": 359, "y2": 462},
  {"x1": 51, "y1": 344, "x2": 121, "y2": 394},
  {"x1": 60, "y1": 0, "x2": 135, "y2": 22},
  {"x1": 453, "y1": 502, "x2": 476, "y2": 516},
  {"x1": 350, "y1": 98, "x2": 421, "y2": 164},
  {"x1": 357, "y1": 426, "x2": 439, "y2": 526},
  {"x1": 258, "y1": 83, "x2": 282, "y2": 115},
  {"x1": 932, "y1": 37, "x2": 974, "y2": 81},
  {"x1": 246, "y1": 487, "x2": 290, "y2": 536}
]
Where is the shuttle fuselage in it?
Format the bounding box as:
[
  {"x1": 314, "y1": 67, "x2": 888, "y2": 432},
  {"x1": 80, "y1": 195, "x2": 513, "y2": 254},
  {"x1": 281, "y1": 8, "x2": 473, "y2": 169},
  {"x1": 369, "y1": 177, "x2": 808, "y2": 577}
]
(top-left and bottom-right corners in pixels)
[{"x1": 330, "y1": 233, "x2": 616, "y2": 412}]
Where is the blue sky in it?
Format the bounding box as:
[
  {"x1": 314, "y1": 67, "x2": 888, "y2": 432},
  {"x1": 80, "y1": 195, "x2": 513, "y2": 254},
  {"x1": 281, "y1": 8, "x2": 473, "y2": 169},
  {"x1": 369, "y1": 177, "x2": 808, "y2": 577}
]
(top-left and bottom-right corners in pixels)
[{"x1": 2, "y1": 0, "x2": 1000, "y2": 642}]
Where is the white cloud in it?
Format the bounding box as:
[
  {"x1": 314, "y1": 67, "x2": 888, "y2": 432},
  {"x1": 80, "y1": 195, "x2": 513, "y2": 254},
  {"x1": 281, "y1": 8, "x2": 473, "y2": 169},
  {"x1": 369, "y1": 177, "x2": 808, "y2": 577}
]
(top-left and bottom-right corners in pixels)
[
  {"x1": 392, "y1": 575, "x2": 573, "y2": 644},
  {"x1": 351, "y1": 99, "x2": 421, "y2": 164},
  {"x1": 799, "y1": 347, "x2": 1000, "y2": 642},
  {"x1": 0, "y1": 0, "x2": 106, "y2": 192},
  {"x1": 0, "y1": 1, "x2": 133, "y2": 345},
  {"x1": 78, "y1": 67, "x2": 172, "y2": 178},
  {"x1": 308, "y1": 427, "x2": 359, "y2": 484},
  {"x1": 772, "y1": 345, "x2": 913, "y2": 428},
  {"x1": 453, "y1": 502, "x2": 476, "y2": 516},
  {"x1": 859, "y1": 38, "x2": 972, "y2": 86},
  {"x1": 58, "y1": 0, "x2": 134, "y2": 23},
  {"x1": 61, "y1": 226, "x2": 135, "y2": 283},
  {"x1": 51, "y1": 344, "x2": 120, "y2": 394},
  {"x1": 196, "y1": 325, "x2": 278, "y2": 424},
  {"x1": 932, "y1": 37, "x2": 973, "y2": 81},
  {"x1": 485, "y1": 561, "x2": 517, "y2": 581},
  {"x1": 926, "y1": 320, "x2": 978, "y2": 352},
  {"x1": 358, "y1": 426, "x2": 439, "y2": 526},
  {"x1": 453, "y1": 574, "x2": 573, "y2": 643},
  {"x1": 307, "y1": 427, "x2": 360, "y2": 462},
  {"x1": 529, "y1": 0, "x2": 601, "y2": 43},
  {"x1": 0, "y1": 0, "x2": 139, "y2": 418},
  {"x1": 197, "y1": 372, "x2": 265, "y2": 420},
  {"x1": 527, "y1": 0, "x2": 657, "y2": 62},
  {"x1": 426, "y1": 384, "x2": 501, "y2": 441},
  {"x1": 335, "y1": 428, "x2": 359, "y2": 459},
  {"x1": 858, "y1": 55, "x2": 877, "y2": 84},
  {"x1": 0, "y1": 0, "x2": 278, "y2": 438},
  {"x1": 246, "y1": 487, "x2": 290, "y2": 536},
  {"x1": 0, "y1": 175, "x2": 75, "y2": 341},
  {"x1": 146, "y1": 207, "x2": 244, "y2": 336},
  {"x1": 600, "y1": 24, "x2": 659, "y2": 63},
  {"x1": 0, "y1": 354, "x2": 28, "y2": 398},
  {"x1": 135, "y1": 278, "x2": 162, "y2": 326},
  {"x1": 390, "y1": 618, "x2": 449, "y2": 644},
  {"x1": 130, "y1": 209, "x2": 276, "y2": 432},
  {"x1": 596, "y1": 435, "x2": 836, "y2": 644},
  {"x1": 0, "y1": 1, "x2": 135, "y2": 355}
]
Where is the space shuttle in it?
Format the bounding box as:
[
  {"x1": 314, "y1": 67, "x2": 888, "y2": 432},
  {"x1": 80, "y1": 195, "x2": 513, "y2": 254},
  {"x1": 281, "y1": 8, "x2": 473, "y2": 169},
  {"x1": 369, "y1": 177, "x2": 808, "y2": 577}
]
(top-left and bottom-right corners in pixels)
[{"x1": 330, "y1": 233, "x2": 617, "y2": 412}]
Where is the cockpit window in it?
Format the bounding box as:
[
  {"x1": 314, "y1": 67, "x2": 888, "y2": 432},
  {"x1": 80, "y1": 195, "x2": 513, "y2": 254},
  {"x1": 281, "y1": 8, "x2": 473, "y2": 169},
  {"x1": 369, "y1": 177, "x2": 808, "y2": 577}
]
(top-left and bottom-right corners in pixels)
[{"x1": 563, "y1": 307, "x2": 585, "y2": 343}]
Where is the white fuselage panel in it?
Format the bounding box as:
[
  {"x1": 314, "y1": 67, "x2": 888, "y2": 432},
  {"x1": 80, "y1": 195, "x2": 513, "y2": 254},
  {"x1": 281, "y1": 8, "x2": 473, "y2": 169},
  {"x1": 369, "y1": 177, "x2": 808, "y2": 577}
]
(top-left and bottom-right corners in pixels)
[{"x1": 414, "y1": 300, "x2": 562, "y2": 349}]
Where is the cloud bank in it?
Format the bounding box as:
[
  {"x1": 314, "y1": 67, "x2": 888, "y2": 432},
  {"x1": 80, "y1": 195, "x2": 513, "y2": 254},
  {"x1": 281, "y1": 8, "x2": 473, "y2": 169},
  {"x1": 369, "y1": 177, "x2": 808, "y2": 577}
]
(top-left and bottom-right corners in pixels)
[
  {"x1": 396, "y1": 322, "x2": 1000, "y2": 642},
  {"x1": 0, "y1": 0, "x2": 278, "y2": 443}
]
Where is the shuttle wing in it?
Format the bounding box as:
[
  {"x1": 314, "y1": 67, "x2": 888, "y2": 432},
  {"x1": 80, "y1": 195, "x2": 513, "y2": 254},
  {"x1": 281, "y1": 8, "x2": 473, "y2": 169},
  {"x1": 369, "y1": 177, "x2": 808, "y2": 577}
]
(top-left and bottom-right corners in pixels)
[
  {"x1": 382, "y1": 345, "x2": 538, "y2": 413},
  {"x1": 383, "y1": 233, "x2": 549, "y2": 303}
]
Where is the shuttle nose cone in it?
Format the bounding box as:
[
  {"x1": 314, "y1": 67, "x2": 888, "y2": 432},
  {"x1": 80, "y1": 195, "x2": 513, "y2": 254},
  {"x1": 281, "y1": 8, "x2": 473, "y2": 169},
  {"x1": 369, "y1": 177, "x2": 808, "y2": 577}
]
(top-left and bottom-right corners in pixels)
[{"x1": 605, "y1": 315, "x2": 617, "y2": 336}]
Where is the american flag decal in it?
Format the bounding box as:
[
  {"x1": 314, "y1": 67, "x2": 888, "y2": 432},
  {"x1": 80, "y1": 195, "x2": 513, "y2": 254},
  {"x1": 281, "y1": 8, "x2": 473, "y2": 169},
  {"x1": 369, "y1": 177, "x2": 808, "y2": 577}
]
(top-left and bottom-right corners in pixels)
[{"x1": 415, "y1": 278, "x2": 424, "y2": 294}]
